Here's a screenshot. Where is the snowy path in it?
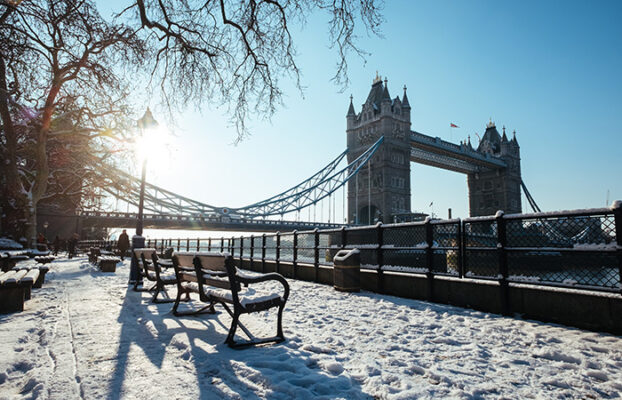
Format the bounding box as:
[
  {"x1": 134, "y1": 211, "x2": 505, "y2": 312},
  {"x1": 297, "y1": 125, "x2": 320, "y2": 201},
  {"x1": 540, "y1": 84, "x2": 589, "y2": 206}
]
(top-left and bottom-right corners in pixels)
[{"x1": 1, "y1": 256, "x2": 622, "y2": 399}]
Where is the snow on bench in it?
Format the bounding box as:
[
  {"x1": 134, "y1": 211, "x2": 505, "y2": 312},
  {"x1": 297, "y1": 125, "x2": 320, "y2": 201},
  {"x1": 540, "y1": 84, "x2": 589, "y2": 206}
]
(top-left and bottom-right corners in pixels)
[
  {"x1": 135, "y1": 248, "x2": 177, "y2": 303},
  {"x1": 0, "y1": 268, "x2": 40, "y2": 313},
  {"x1": 12, "y1": 264, "x2": 50, "y2": 288},
  {"x1": 97, "y1": 256, "x2": 120, "y2": 273},
  {"x1": 172, "y1": 252, "x2": 290, "y2": 348}
]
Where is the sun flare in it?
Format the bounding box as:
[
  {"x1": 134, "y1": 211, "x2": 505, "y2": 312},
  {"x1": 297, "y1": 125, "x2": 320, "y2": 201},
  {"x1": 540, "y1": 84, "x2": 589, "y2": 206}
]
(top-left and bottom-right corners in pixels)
[{"x1": 134, "y1": 124, "x2": 174, "y2": 173}]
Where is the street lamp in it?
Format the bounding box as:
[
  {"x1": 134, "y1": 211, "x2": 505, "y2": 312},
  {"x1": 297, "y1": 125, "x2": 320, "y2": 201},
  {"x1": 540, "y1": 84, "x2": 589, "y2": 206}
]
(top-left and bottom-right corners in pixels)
[
  {"x1": 136, "y1": 107, "x2": 158, "y2": 236},
  {"x1": 130, "y1": 108, "x2": 158, "y2": 285}
]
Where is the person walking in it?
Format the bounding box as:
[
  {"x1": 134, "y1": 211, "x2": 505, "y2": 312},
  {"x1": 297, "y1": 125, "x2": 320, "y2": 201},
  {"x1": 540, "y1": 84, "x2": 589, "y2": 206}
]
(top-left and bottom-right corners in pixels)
[
  {"x1": 67, "y1": 233, "x2": 79, "y2": 259},
  {"x1": 53, "y1": 235, "x2": 60, "y2": 256},
  {"x1": 117, "y1": 230, "x2": 130, "y2": 261}
]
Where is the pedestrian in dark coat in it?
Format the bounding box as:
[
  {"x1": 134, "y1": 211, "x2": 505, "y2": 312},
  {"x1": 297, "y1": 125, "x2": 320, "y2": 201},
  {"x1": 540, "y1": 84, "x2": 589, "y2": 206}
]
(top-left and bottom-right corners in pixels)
[
  {"x1": 117, "y1": 230, "x2": 130, "y2": 261},
  {"x1": 53, "y1": 235, "x2": 60, "y2": 256},
  {"x1": 67, "y1": 233, "x2": 79, "y2": 259}
]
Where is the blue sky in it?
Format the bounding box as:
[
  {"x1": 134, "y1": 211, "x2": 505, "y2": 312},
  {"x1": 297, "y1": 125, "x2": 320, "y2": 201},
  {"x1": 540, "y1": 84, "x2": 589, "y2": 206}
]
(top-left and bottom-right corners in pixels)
[{"x1": 108, "y1": 0, "x2": 622, "y2": 223}]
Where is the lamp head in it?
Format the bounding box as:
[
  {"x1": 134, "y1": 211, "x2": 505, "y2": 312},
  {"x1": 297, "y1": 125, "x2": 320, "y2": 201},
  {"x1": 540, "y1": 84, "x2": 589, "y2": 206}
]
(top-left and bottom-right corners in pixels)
[{"x1": 137, "y1": 107, "x2": 158, "y2": 132}]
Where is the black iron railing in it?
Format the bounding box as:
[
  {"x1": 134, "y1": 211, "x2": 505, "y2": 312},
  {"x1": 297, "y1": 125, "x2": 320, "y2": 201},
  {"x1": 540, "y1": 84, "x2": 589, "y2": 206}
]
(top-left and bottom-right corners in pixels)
[{"x1": 80, "y1": 203, "x2": 622, "y2": 294}]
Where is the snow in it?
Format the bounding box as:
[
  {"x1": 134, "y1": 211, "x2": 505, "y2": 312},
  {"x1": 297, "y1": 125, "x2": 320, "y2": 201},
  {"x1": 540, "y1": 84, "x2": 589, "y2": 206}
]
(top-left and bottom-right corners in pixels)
[
  {"x1": 1, "y1": 256, "x2": 622, "y2": 399},
  {"x1": 0, "y1": 237, "x2": 23, "y2": 250}
]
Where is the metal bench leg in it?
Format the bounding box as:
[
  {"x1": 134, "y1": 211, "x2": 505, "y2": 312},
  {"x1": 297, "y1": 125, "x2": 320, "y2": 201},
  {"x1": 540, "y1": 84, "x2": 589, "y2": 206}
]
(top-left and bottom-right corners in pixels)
[
  {"x1": 276, "y1": 303, "x2": 285, "y2": 340},
  {"x1": 225, "y1": 312, "x2": 240, "y2": 347},
  {"x1": 152, "y1": 283, "x2": 175, "y2": 303}
]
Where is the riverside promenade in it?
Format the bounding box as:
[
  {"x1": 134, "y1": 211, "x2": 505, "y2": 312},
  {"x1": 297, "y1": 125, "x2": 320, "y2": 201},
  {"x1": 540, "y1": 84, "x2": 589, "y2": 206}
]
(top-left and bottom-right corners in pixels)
[{"x1": 1, "y1": 256, "x2": 622, "y2": 399}]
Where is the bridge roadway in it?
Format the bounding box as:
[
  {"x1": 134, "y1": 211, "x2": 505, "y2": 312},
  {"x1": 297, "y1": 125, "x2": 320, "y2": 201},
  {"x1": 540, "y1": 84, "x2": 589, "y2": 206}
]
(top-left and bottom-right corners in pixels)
[
  {"x1": 78, "y1": 211, "x2": 343, "y2": 232},
  {"x1": 410, "y1": 131, "x2": 507, "y2": 174}
]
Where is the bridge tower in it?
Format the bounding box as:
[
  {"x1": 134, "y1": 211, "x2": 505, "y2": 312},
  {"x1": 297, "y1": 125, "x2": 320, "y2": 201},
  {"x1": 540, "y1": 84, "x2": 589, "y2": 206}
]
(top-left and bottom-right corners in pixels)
[
  {"x1": 467, "y1": 122, "x2": 522, "y2": 216},
  {"x1": 346, "y1": 74, "x2": 412, "y2": 224}
]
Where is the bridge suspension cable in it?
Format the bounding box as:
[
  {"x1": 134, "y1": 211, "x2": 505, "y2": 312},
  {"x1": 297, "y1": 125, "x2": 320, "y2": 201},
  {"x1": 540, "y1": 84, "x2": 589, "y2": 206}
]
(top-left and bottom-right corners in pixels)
[
  {"x1": 231, "y1": 136, "x2": 384, "y2": 218},
  {"x1": 520, "y1": 179, "x2": 541, "y2": 213},
  {"x1": 91, "y1": 136, "x2": 384, "y2": 221}
]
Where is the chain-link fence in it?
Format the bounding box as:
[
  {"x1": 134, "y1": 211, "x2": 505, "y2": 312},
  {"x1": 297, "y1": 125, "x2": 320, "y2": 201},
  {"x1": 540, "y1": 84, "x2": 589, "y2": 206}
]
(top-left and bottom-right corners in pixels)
[
  {"x1": 80, "y1": 204, "x2": 622, "y2": 293},
  {"x1": 505, "y1": 210, "x2": 620, "y2": 290}
]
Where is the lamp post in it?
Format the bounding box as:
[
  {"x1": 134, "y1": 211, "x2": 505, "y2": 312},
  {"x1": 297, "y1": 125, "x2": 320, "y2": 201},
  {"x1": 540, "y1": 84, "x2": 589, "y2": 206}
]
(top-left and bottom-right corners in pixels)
[
  {"x1": 136, "y1": 107, "x2": 158, "y2": 236},
  {"x1": 129, "y1": 108, "x2": 158, "y2": 285}
]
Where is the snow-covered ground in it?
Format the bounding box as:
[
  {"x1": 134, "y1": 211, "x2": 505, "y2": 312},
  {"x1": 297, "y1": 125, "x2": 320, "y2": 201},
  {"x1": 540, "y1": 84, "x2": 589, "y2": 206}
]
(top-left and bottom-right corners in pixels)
[{"x1": 1, "y1": 256, "x2": 622, "y2": 399}]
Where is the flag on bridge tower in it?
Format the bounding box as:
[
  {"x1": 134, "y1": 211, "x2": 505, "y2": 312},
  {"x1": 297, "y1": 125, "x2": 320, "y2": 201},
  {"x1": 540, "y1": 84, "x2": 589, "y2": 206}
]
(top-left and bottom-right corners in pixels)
[{"x1": 450, "y1": 123, "x2": 459, "y2": 128}]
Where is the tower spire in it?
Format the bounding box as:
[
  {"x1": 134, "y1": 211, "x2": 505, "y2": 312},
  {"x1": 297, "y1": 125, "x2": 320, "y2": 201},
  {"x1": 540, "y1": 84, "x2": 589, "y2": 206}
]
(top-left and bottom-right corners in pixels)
[
  {"x1": 382, "y1": 77, "x2": 391, "y2": 101},
  {"x1": 347, "y1": 94, "x2": 356, "y2": 116},
  {"x1": 402, "y1": 85, "x2": 410, "y2": 109}
]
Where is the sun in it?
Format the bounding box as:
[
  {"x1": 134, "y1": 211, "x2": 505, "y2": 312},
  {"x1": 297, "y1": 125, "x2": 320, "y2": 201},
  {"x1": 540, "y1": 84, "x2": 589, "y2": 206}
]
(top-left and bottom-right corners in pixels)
[{"x1": 134, "y1": 124, "x2": 174, "y2": 174}]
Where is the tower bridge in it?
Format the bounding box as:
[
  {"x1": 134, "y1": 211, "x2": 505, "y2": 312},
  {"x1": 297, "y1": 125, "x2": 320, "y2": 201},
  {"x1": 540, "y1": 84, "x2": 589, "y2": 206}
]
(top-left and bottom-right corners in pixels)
[
  {"x1": 347, "y1": 74, "x2": 523, "y2": 224},
  {"x1": 51, "y1": 76, "x2": 537, "y2": 236}
]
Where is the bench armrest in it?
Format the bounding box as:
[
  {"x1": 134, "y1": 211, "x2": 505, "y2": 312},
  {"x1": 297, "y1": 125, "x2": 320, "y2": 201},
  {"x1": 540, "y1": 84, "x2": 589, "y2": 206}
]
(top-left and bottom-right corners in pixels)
[{"x1": 235, "y1": 272, "x2": 290, "y2": 302}]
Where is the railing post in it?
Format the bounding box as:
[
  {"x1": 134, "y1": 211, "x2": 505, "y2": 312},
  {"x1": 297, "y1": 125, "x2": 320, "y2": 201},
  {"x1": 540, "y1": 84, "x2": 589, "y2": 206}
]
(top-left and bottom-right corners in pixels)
[
  {"x1": 376, "y1": 222, "x2": 384, "y2": 293},
  {"x1": 261, "y1": 234, "x2": 266, "y2": 273},
  {"x1": 186, "y1": 238, "x2": 190, "y2": 252},
  {"x1": 314, "y1": 228, "x2": 320, "y2": 283},
  {"x1": 612, "y1": 201, "x2": 622, "y2": 295},
  {"x1": 208, "y1": 238, "x2": 211, "y2": 252},
  {"x1": 496, "y1": 211, "x2": 510, "y2": 315},
  {"x1": 457, "y1": 220, "x2": 464, "y2": 279},
  {"x1": 239, "y1": 236, "x2": 244, "y2": 268},
  {"x1": 177, "y1": 238, "x2": 180, "y2": 252},
  {"x1": 147, "y1": 239, "x2": 151, "y2": 247},
  {"x1": 425, "y1": 217, "x2": 434, "y2": 301},
  {"x1": 250, "y1": 235, "x2": 254, "y2": 270},
  {"x1": 220, "y1": 237, "x2": 224, "y2": 253},
  {"x1": 154, "y1": 239, "x2": 157, "y2": 251},
  {"x1": 275, "y1": 232, "x2": 281, "y2": 274},
  {"x1": 196, "y1": 238, "x2": 200, "y2": 252},
  {"x1": 292, "y1": 230, "x2": 298, "y2": 279},
  {"x1": 341, "y1": 226, "x2": 347, "y2": 249}
]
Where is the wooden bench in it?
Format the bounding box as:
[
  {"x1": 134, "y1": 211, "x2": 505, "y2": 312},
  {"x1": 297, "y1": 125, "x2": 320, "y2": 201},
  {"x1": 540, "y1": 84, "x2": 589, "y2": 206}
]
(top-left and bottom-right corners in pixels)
[
  {"x1": 138, "y1": 250, "x2": 179, "y2": 303},
  {"x1": 98, "y1": 256, "x2": 120, "y2": 272},
  {"x1": 0, "y1": 253, "x2": 9, "y2": 272},
  {"x1": 172, "y1": 252, "x2": 290, "y2": 348},
  {"x1": 0, "y1": 269, "x2": 40, "y2": 313},
  {"x1": 132, "y1": 248, "x2": 157, "y2": 291},
  {"x1": 89, "y1": 247, "x2": 101, "y2": 264},
  {"x1": 12, "y1": 265, "x2": 50, "y2": 288},
  {"x1": 4, "y1": 251, "x2": 29, "y2": 271},
  {"x1": 34, "y1": 255, "x2": 55, "y2": 264}
]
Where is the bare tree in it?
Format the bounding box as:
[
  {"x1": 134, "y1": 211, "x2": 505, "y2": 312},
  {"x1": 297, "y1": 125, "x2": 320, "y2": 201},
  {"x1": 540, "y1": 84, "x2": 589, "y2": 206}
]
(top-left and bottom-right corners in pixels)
[
  {"x1": 120, "y1": 0, "x2": 384, "y2": 141},
  {"x1": 0, "y1": 0, "x2": 145, "y2": 244},
  {"x1": 0, "y1": 0, "x2": 383, "y2": 243}
]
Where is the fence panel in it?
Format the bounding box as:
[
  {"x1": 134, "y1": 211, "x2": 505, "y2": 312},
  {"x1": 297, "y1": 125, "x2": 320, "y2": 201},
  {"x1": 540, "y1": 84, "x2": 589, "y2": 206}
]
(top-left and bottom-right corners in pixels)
[
  {"x1": 264, "y1": 235, "x2": 277, "y2": 261},
  {"x1": 506, "y1": 212, "x2": 620, "y2": 291},
  {"x1": 381, "y1": 223, "x2": 426, "y2": 273},
  {"x1": 431, "y1": 221, "x2": 461, "y2": 276},
  {"x1": 463, "y1": 218, "x2": 498, "y2": 279},
  {"x1": 280, "y1": 233, "x2": 295, "y2": 262},
  {"x1": 297, "y1": 232, "x2": 316, "y2": 264},
  {"x1": 344, "y1": 226, "x2": 378, "y2": 269}
]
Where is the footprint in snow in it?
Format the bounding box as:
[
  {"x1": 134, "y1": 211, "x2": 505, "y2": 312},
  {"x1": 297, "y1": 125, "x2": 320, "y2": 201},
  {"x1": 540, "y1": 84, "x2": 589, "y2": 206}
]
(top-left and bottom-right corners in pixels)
[
  {"x1": 10, "y1": 360, "x2": 35, "y2": 374},
  {"x1": 586, "y1": 370, "x2": 608, "y2": 382}
]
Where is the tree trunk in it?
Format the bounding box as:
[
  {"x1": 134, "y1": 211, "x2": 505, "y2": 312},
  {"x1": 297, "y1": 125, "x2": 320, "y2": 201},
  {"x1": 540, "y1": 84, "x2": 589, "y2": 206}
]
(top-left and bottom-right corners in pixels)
[{"x1": 0, "y1": 53, "x2": 27, "y2": 239}]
